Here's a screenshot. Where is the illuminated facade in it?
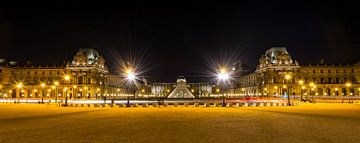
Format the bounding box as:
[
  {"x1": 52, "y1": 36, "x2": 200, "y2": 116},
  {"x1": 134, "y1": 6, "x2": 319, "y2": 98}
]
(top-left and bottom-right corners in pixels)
[
  {"x1": 237, "y1": 47, "x2": 360, "y2": 97},
  {"x1": 0, "y1": 48, "x2": 126, "y2": 99},
  {"x1": 145, "y1": 76, "x2": 213, "y2": 98}
]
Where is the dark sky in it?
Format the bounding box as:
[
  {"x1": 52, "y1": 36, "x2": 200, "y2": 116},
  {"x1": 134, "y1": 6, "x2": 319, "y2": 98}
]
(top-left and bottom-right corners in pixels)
[{"x1": 0, "y1": 1, "x2": 359, "y2": 82}]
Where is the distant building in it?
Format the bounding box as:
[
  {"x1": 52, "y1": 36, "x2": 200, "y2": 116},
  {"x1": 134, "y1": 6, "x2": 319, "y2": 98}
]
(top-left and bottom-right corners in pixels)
[
  {"x1": 236, "y1": 47, "x2": 360, "y2": 97},
  {"x1": 0, "y1": 48, "x2": 126, "y2": 99}
]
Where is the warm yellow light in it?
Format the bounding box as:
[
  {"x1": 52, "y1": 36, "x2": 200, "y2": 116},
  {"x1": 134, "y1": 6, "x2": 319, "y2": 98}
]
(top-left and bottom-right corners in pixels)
[
  {"x1": 274, "y1": 86, "x2": 278, "y2": 89},
  {"x1": 335, "y1": 88, "x2": 339, "y2": 91},
  {"x1": 191, "y1": 89, "x2": 194, "y2": 92},
  {"x1": 345, "y1": 82, "x2": 351, "y2": 87},
  {"x1": 285, "y1": 74, "x2": 291, "y2": 80},
  {"x1": 64, "y1": 75, "x2": 70, "y2": 81},
  {"x1": 309, "y1": 82, "x2": 314, "y2": 86},
  {"x1": 41, "y1": 83, "x2": 45, "y2": 87},
  {"x1": 117, "y1": 89, "x2": 120, "y2": 92},
  {"x1": 167, "y1": 89, "x2": 170, "y2": 92},
  {"x1": 220, "y1": 68, "x2": 226, "y2": 74},
  {"x1": 79, "y1": 89, "x2": 82, "y2": 91},
  {"x1": 84, "y1": 87, "x2": 88, "y2": 90},
  {"x1": 73, "y1": 85, "x2": 77, "y2": 89},
  {"x1": 311, "y1": 88, "x2": 314, "y2": 91},
  {"x1": 51, "y1": 85, "x2": 55, "y2": 89},
  {"x1": 142, "y1": 89, "x2": 145, "y2": 93},
  {"x1": 34, "y1": 89, "x2": 38, "y2": 92},
  {"x1": 97, "y1": 88, "x2": 100, "y2": 91},
  {"x1": 216, "y1": 88, "x2": 220, "y2": 92},
  {"x1": 301, "y1": 86, "x2": 306, "y2": 89},
  {"x1": 9, "y1": 90, "x2": 12, "y2": 93},
  {"x1": 17, "y1": 83, "x2": 23, "y2": 89},
  {"x1": 298, "y1": 80, "x2": 304, "y2": 84},
  {"x1": 264, "y1": 88, "x2": 267, "y2": 91},
  {"x1": 63, "y1": 87, "x2": 68, "y2": 91},
  {"x1": 358, "y1": 88, "x2": 360, "y2": 91},
  {"x1": 241, "y1": 88, "x2": 245, "y2": 91},
  {"x1": 47, "y1": 89, "x2": 51, "y2": 92},
  {"x1": 54, "y1": 81, "x2": 59, "y2": 86},
  {"x1": 283, "y1": 85, "x2": 287, "y2": 88}
]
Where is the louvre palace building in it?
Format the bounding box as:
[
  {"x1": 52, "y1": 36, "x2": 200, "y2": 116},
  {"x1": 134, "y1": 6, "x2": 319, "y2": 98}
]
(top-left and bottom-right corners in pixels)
[
  {"x1": 1, "y1": 47, "x2": 360, "y2": 100},
  {"x1": 0, "y1": 48, "x2": 126, "y2": 99},
  {"x1": 236, "y1": 47, "x2": 360, "y2": 97}
]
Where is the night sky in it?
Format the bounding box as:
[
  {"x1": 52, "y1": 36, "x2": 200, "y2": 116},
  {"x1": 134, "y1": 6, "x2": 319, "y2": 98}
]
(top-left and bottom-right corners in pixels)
[{"x1": 0, "y1": 1, "x2": 359, "y2": 82}]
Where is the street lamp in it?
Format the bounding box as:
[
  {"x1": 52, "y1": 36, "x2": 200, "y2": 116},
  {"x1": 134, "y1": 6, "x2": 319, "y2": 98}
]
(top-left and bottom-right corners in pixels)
[
  {"x1": 40, "y1": 83, "x2": 45, "y2": 103},
  {"x1": 217, "y1": 68, "x2": 230, "y2": 107},
  {"x1": 284, "y1": 74, "x2": 291, "y2": 106},
  {"x1": 16, "y1": 82, "x2": 23, "y2": 103},
  {"x1": 345, "y1": 82, "x2": 352, "y2": 103},
  {"x1": 54, "y1": 81, "x2": 59, "y2": 102},
  {"x1": 73, "y1": 85, "x2": 77, "y2": 100},
  {"x1": 64, "y1": 75, "x2": 71, "y2": 106},
  {"x1": 125, "y1": 68, "x2": 136, "y2": 107},
  {"x1": 298, "y1": 80, "x2": 304, "y2": 100}
]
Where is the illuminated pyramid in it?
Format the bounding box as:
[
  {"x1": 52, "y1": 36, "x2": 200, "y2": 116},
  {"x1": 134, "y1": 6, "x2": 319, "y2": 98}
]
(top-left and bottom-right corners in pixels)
[{"x1": 167, "y1": 76, "x2": 195, "y2": 98}]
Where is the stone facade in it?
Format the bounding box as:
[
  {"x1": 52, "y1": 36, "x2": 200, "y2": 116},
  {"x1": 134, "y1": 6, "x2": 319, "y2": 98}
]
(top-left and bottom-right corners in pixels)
[
  {"x1": 238, "y1": 47, "x2": 360, "y2": 97},
  {"x1": 0, "y1": 48, "x2": 126, "y2": 99}
]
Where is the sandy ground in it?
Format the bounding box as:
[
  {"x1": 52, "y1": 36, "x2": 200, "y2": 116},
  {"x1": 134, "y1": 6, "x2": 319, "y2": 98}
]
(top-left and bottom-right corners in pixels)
[{"x1": 0, "y1": 103, "x2": 359, "y2": 143}]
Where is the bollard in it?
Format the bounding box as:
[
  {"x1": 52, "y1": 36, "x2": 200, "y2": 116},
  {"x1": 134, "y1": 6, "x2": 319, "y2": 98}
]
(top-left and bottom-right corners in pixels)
[
  {"x1": 119, "y1": 104, "x2": 126, "y2": 107},
  {"x1": 265, "y1": 103, "x2": 271, "y2": 107},
  {"x1": 163, "y1": 103, "x2": 168, "y2": 107},
  {"x1": 257, "y1": 102, "x2": 264, "y2": 107},
  {"x1": 142, "y1": 103, "x2": 148, "y2": 107},
  {"x1": 153, "y1": 103, "x2": 158, "y2": 107},
  {"x1": 194, "y1": 103, "x2": 199, "y2": 107},
  {"x1": 250, "y1": 102, "x2": 257, "y2": 107},
  {"x1": 226, "y1": 103, "x2": 232, "y2": 107},
  {"x1": 205, "y1": 103, "x2": 210, "y2": 107},
  {"x1": 110, "y1": 104, "x2": 116, "y2": 107},
  {"x1": 242, "y1": 103, "x2": 248, "y2": 107},
  {"x1": 184, "y1": 103, "x2": 189, "y2": 107},
  {"x1": 174, "y1": 103, "x2": 178, "y2": 107},
  {"x1": 132, "y1": 104, "x2": 138, "y2": 107}
]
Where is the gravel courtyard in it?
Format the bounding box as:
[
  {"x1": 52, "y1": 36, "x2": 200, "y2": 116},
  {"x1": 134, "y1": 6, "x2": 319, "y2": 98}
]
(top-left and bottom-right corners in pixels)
[{"x1": 0, "y1": 103, "x2": 359, "y2": 143}]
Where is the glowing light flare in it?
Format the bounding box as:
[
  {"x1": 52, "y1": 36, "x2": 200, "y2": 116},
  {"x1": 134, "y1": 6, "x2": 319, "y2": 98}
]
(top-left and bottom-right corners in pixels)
[
  {"x1": 217, "y1": 68, "x2": 230, "y2": 81},
  {"x1": 16, "y1": 82, "x2": 23, "y2": 89},
  {"x1": 64, "y1": 75, "x2": 70, "y2": 81},
  {"x1": 345, "y1": 82, "x2": 352, "y2": 87},
  {"x1": 298, "y1": 80, "x2": 304, "y2": 84},
  {"x1": 285, "y1": 74, "x2": 291, "y2": 80}
]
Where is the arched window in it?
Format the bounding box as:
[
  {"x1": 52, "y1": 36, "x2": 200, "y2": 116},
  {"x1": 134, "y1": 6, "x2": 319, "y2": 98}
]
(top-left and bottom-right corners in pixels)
[
  {"x1": 326, "y1": 88, "x2": 331, "y2": 96},
  {"x1": 342, "y1": 88, "x2": 346, "y2": 96},
  {"x1": 78, "y1": 77, "x2": 83, "y2": 84},
  {"x1": 318, "y1": 88, "x2": 323, "y2": 96}
]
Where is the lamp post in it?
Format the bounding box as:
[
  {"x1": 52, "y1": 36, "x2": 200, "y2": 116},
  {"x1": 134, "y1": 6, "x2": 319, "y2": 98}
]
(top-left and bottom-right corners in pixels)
[
  {"x1": 217, "y1": 68, "x2": 230, "y2": 107},
  {"x1": 284, "y1": 74, "x2": 291, "y2": 106},
  {"x1": 16, "y1": 82, "x2": 23, "y2": 103},
  {"x1": 73, "y1": 85, "x2": 77, "y2": 100},
  {"x1": 125, "y1": 69, "x2": 136, "y2": 107},
  {"x1": 345, "y1": 82, "x2": 352, "y2": 103},
  {"x1": 40, "y1": 83, "x2": 45, "y2": 104},
  {"x1": 54, "y1": 81, "x2": 59, "y2": 103},
  {"x1": 64, "y1": 75, "x2": 70, "y2": 106},
  {"x1": 298, "y1": 80, "x2": 304, "y2": 101}
]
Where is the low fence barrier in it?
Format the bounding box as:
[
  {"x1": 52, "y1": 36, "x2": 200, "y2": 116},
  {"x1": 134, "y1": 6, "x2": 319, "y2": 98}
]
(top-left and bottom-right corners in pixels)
[{"x1": 53, "y1": 101, "x2": 302, "y2": 108}]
